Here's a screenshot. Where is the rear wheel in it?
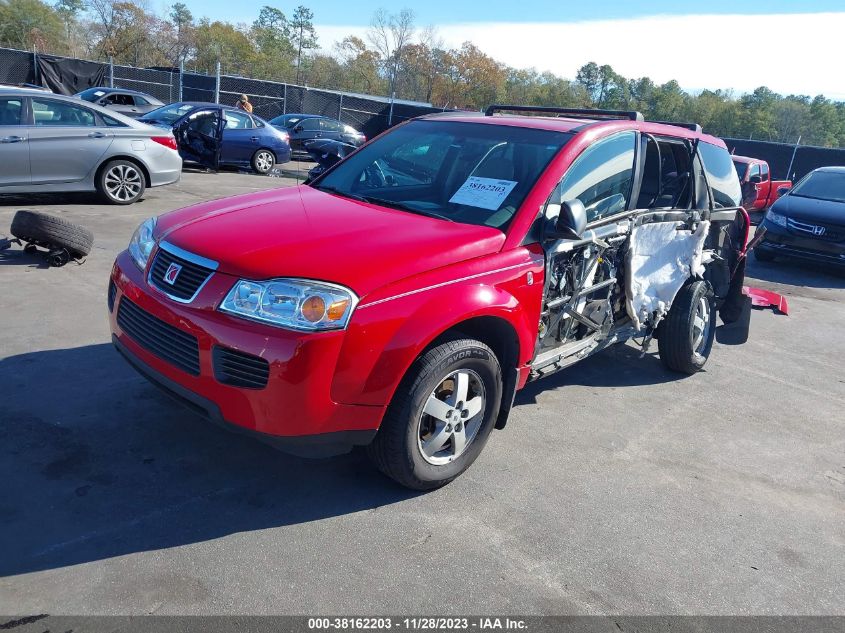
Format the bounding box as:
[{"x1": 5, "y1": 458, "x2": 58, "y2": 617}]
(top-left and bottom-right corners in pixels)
[
  {"x1": 366, "y1": 338, "x2": 502, "y2": 490},
  {"x1": 252, "y1": 149, "x2": 275, "y2": 174},
  {"x1": 97, "y1": 159, "x2": 145, "y2": 204},
  {"x1": 658, "y1": 280, "x2": 716, "y2": 374}
]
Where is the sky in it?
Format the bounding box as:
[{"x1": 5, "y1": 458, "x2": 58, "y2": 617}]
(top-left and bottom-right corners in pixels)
[{"x1": 169, "y1": 0, "x2": 845, "y2": 100}]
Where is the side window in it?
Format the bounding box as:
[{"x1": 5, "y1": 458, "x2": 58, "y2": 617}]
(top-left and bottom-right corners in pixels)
[
  {"x1": 320, "y1": 119, "x2": 343, "y2": 133},
  {"x1": 297, "y1": 118, "x2": 321, "y2": 131},
  {"x1": 101, "y1": 113, "x2": 127, "y2": 127},
  {"x1": 31, "y1": 98, "x2": 96, "y2": 127},
  {"x1": 251, "y1": 116, "x2": 264, "y2": 128},
  {"x1": 553, "y1": 131, "x2": 636, "y2": 222},
  {"x1": 0, "y1": 98, "x2": 24, "y2": 125},
  {"x1": 133, "y1": 96, "x2": 149, "y2": 106},
  {"x1": 699, "y1": 142, "x2": 742, "y2": 208},
  {"x1": 224, "y1": 110, "x2": 253, "y2": 129},
  {"x1": 760, "y1": 162, "x2": 769, "y2": 181}
]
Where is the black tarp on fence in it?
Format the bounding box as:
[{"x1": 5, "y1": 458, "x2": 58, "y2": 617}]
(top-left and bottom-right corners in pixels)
[
  {"x1": 35, "y1": 54, "x2": 106, "y2": 95},
  {"x1": 722, "y1": 138, "x2": 845, "y2": 182}
]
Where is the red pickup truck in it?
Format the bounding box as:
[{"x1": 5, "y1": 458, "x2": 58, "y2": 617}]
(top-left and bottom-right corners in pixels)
[
  {"x1": 109, "y1": 105, "x2": 751, "y2": 490},
  {"x1": 732, "y1": 155, "x2": 791, "y2": 213}
]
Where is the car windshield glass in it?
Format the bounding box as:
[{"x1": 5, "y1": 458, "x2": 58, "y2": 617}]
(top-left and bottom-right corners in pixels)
[
  {"x1": 790, "y1": 171, "x2": 845, "y2": 203},
  {"x1": 269, "y1": 114, "x2": 302, "y2": 128},
  {"x1": 76, "y1": 88, "x2": 108, "y2": 102},
  {"x1": 140, "y1": 103, "x2": 196, "y2": 124},
  {"x1": 733, "y1": 161, "x2": 746, "y2": 178},
  {"x1": 312, "y1": 120, "x2": 571, "y2": 230}
]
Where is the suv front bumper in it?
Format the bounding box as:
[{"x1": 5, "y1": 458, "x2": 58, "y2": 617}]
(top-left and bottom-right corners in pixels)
[{"x1": 108, "y1": 250, "x2": 382, "y2": 457}]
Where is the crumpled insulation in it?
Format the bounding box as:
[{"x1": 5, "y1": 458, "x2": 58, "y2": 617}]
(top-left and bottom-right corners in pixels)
[{"x1": 625, "y1": 220, "x2": 710, "y2": 329}]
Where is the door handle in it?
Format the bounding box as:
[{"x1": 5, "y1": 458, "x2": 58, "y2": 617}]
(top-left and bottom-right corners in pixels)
[
  {"x1": 250, "y1": 136, "x2": 259, "y2": 141},
  {"x1": 0, "y1": 135, "x2": 25, "y2": 143},
  {"x1": 88, "y1": 132, "x2": 107, "y2": 138}
]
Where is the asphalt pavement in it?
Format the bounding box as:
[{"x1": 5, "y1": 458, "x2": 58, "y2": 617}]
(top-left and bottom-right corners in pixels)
[{"x1": 0, "y1": 169, "x2": 842, "y2": 615}]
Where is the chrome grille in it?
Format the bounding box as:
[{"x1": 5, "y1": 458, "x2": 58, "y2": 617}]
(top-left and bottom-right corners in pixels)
[{"x1": 149, "y1": 243, "x2": 216, "y2": 302}]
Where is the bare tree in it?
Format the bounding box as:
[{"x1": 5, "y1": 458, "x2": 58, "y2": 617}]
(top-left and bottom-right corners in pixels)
[{"x1": 366, "y1": 8, "x2": 414, "y2": 98}]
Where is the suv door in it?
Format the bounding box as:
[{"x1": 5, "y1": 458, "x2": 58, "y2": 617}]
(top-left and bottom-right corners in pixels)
[
  {"x1": 537, "y1": 131, "x2": 637, "y2": 364},
  {"x1": 291, "y1": 117, "x2": 322, "y2": 152},
  {"x1": 28, "y1": 97, "x2": 114, "y2": 184},
  {"x1": 0, "y1": 96, "x2": 30, "y2": 186}
]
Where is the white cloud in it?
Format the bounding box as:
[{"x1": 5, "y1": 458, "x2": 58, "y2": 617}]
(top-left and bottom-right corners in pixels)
[{"x1": 317, "y1": 13, "x2": 845, "y2": 100}]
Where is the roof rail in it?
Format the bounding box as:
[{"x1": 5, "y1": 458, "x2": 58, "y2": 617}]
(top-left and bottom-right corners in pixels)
[
  {"x1": 484, "y1": 104, "x2": 644, "y2": 122},
  {"x1": 648, "y1": 120, "x2": 703, "y2": 133}
]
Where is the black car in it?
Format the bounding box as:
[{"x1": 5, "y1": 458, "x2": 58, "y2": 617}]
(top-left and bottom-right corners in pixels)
[
  {"x1": 268, "y1": 113, "x2": 366, "y2": 156},
  {"x1": 75, "y1": 87, "x2": 164, "y2": 118},
  {"x1": 755, "y1": 166, "x2": 845, "y2": 267}
]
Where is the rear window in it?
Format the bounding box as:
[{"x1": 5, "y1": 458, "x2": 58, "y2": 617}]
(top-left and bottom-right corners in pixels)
[{"x1": 700, "y1": 142, "x2": 742, "y2": 208}]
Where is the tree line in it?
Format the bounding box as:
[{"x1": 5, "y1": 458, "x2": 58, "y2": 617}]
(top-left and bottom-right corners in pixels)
[{"x1": 2, "y1": 0, "x2": 844, "y2": 147}]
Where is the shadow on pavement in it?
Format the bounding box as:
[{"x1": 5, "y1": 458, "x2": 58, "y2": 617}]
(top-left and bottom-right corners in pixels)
[
  {"x1": 0, "y1": 343, "x2": 419, "y2": 578},
  {"x1": 514, "y1": 343, "x2": 681, "y2": 407},
  {"x1": 745, "y1": 255, "x2": 845, "y2": 289}
]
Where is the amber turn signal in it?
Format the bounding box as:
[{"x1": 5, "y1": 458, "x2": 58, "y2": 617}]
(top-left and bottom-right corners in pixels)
[
  {"x1": 301, "y1": 295, "x2": 326, "y2": 322},
  {"x1": 326, "y1": 299, "x2": 350, "y2": 321}
]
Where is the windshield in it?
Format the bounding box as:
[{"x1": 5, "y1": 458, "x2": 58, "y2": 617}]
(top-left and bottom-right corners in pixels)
[
  {"x1": 312, "y1": 119, "x2": 571, "y2": 230},
  {"x1": 733, "y1": 160, "x2": 747, "y2": 179},
  {"x1": 269, "y1": 114, "x2": 305, "y2": 128},
  {"x1": 140, "y1": 103, "x2": 197, "y2": 124},
  {"x1": 76, "y1": 88, "x2": 108, "y2": 102},
  {"x1": 790, "y1": 170, "x2": 845, "y2": 203}
]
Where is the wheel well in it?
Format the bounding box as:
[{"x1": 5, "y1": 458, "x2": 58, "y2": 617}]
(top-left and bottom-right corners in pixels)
[
  {"x1": 427, "y1": 316, "x2": 521, "y2": 430},
  {"x1": 96, "y1": 156, "x2": 151, "y2": 187}
]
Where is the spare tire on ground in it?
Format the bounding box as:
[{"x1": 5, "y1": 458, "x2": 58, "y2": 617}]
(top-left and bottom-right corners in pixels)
[{"x1": 10, "y1": 210, "x2": 94, "y2": 258}]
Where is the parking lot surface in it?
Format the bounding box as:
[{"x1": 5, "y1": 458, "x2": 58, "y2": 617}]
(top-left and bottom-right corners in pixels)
[{"x1": 0, "y1": 171, "x2": 843, "y2": 615}]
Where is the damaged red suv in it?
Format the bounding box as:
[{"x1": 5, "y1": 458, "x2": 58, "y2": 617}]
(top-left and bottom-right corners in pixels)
[{"x1": 109, "y1": 105, "x2": 749, "y2": 490}]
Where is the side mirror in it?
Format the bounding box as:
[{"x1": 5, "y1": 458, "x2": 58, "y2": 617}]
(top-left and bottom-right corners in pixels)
[
  {"x1": 551, "y1": 199, "x2": 588, "y2": 240},
  {"x1": 294, "y1": 125, "x2": 303, "y2": 133},
  {"x1": 749, "y1": 175, "x2": 762, "y2": 184},
  {"x1": 777, "y1": 185, "x2": 791, "y2": 197}
]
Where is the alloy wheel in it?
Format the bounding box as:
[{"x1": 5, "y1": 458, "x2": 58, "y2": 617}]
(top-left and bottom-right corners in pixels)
[
  {"x1": 417, "y1": 369, "x2": 486, "y2": 465},
  {"x1": 104, "y1": 164, "x2": 142, "y2": 202}
]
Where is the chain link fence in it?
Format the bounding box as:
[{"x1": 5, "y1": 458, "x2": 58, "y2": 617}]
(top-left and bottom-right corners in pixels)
[{"x1": 0, "y1": 46, "x2": 445, "y2": 137}]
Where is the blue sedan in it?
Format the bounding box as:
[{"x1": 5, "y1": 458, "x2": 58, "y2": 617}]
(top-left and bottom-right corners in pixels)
[{"x1": 139, "y1": 102, "x2": 291, "y2": 173}]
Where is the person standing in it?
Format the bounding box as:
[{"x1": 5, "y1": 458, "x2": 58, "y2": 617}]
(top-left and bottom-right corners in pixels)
[{"x1": 235, "y1": 94, "x2": 253, "y2": 113}]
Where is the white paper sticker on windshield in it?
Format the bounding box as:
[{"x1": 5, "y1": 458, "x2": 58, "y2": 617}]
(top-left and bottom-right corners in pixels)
[
  {"x1": 93, "y1": 90, "x2": 105, "y2": 96},
  {"x1": 449, "y1": 177, "x2": 518, "y2": 211}
]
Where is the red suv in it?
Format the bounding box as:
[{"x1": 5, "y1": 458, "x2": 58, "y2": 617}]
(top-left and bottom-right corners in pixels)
[{"x1": 109, "y1": 105, "x2": 749, "y2": 490}]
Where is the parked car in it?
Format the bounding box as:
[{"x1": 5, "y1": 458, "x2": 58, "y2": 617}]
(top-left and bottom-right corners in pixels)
[
  {"x1": 732, "y1": 155, "x2": 791, "y2": 215},
  {"x1": 108, "y1": 105, "x2": 750, "y2": 489},
  {"x1": 754, "y1": 166, "x2": 845, "y2": 266},
  {"x1": 0, "y1": 88, "x2": 181, "y2": 204},
  {"x1": 75, "y1": 87, "x2": 165, "y2": 119},
  {"x1": 140, "y1": 102, "x2": 291, "y2": 173},
  {"x1": 268, "y1": 113, "x2": 366, "y2": 156}
]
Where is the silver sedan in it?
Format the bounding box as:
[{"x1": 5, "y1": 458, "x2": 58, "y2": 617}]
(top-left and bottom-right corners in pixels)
[{"x1": 0, "y1": 88, "x2": 182, "y2": 205}]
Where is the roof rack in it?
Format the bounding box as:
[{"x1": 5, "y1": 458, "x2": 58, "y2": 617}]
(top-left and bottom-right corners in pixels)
[
  {"x1": 484, "y1": 104, "x2": 644, "y2": 122},
  {"x1": 648, "y1": 120, "x2": 703, "y2": 133}
]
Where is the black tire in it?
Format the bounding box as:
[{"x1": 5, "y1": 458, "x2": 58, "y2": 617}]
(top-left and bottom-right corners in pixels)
[
  {"x1": 658, "y1": 280, "x2": 716, "y2": 375},
  {"x1": 251, "y1": 149, "x2": 276, "y2": 174},
  {"x1": 96, "y1": 159, "x2": 146, "y2": 205},
  {"x1": 10, "y1": 210, "x2": 93, "y2": 257},
  {"x1": 753, "y1": 246, "x2": 776, "y2": 262},
  {"x1": 366, "y1": 338, "x2": 503, "y2": 490}
]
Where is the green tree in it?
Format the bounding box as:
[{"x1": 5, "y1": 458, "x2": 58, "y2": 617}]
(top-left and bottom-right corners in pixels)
[
  {"x1": 290, "y1": 5, "x2": 317, "y2": 84},
  {"x1": 0, "y1": 0, "x2": 66, "y2": 52}
]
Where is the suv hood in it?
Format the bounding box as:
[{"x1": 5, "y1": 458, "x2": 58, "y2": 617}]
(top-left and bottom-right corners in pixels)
[{"x1": 156, "y1": 186, "x2": 506, "y2": 298}]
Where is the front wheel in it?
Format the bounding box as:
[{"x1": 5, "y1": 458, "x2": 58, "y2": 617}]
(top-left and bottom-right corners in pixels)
[
  {"x1": 658, "y1": 280, "x2": 716, "y2": 374},
  {"x1": 366, "y1": 338, "x2": 502, "y2": 490},
  {"x1": 251, "y1": 149, "x2": 275, "y2": 174}
]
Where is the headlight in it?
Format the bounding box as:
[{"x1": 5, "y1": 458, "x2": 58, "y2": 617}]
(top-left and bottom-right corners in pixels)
[
  {"x1": 220, "y1": 278, "x2": 358, "y2": 331},
  {"x1": 128, "y1": 216, "x2": 157, "y2": 270},
  {"x1": 766, "y1": 210, "x2": 788, "y2": 227}
]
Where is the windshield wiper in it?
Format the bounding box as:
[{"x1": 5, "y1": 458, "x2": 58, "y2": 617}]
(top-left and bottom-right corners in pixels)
[{"x1": 359, "y1": 195, "x2": 455, "y2": 222}]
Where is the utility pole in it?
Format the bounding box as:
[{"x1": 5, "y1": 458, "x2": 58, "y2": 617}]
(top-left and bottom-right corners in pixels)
[{"x1": 786, "y1": 136, "x2": 801, "y2": 181}]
